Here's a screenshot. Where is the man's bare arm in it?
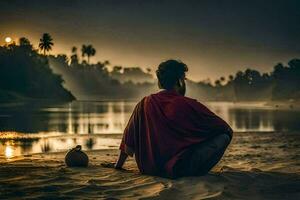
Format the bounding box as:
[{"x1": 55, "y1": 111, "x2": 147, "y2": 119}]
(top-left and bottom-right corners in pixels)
[{"x1": 114, "y1": 150, "x2": 128, "y2": 169}]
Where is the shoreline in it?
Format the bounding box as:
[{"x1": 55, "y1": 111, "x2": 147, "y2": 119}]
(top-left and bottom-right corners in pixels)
[{"x1": 2, "y1": 148, "x2": 300, "y2": 173}]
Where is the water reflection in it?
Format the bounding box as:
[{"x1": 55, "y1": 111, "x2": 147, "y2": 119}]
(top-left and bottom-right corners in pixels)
[
  {"x1": 85, "y1": 138, "x2": 96, "y2": 150},
  {"x1": 0, "y1": 101, "x2": 299, "y2": 158},
  {"x1": 230, "y1": 109, "x2": 274, "y2": 132},
  {"x1": 5, "y1": 143, "x2": 13, "y2": 158},
  {"x1": 41, "y1": 140, "x2": 52, "y2": 153},
  {"x1": 206, "y1": 102, "x2": 300, "y2": 132},
  {"x1": 0, "y1": 136, "x2": 122, "y2": 159},
  {"x1": 0, "y1": 101, "x2": 133, "y2": 134},
  {"x1": 46, "y1": 102, "x2": 129, "y2": 134}
]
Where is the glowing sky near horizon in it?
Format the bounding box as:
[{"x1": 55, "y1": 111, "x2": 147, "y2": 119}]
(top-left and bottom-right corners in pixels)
[{"x1": 0, "y1": 0, "x2": 299, "y2": 81}]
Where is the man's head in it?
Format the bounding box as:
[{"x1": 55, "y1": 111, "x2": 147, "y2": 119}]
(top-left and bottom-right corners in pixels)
[{"x1": 156, "y1": 59, "x2": 188, "y2": 96}]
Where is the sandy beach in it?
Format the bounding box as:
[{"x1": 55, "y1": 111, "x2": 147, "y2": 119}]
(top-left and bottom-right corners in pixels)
[
  {"x1": 1, "y1": 0, "x2": 300, "y2": 198},
  {"x1": 0, "y1": 131, "x2": 299, "y2": 200}
]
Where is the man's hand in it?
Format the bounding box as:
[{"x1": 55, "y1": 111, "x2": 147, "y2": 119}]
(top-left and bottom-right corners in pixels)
[
  {"x1": 115, "y1": 150, "x2": 128, "y2": 169},
  {"x1": 101, "y1": 151, "x2": 128, "y2": 170},
  {"x1": 101, "y1": 161, "x2": 126, "y2": 170},
  {"x1": 114, "y1": 164, "x2": 124, "y2": 170},
  {"x1": 101, "y1": 161, "x2": 116, "y2": 168}
]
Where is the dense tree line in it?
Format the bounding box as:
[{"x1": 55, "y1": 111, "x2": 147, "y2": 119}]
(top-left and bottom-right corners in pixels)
[
  {"x1": 53, "y1": 45, "x2": 300, "y2": 101},
  {"x1": 49, "y1": 54, "x2": 156, "y2": 100},
  {"x1": 197, "y1": 59, "x2": 300, "y2": 101},
  {"x1": 1, "y1": 34, "x2": 299, "y2": 101},
  {"x1": 0, "y1": 36, "x2": 74, "y2": 101},
  {"x1": 59, "y1": 33, "x2": 300, "y2": 101}
]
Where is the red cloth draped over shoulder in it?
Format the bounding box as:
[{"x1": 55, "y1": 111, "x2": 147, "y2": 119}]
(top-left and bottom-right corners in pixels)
[{"x1": 119, "y1": 90, "x2": 233, "y2": 177}]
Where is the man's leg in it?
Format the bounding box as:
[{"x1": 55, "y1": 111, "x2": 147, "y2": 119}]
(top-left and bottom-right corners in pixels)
[{"x1": 173, "y1": 133, "x2": 231, "y2": 177}]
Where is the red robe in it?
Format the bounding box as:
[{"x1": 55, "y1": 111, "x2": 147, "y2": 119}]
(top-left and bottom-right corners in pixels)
[{"x1": 119, "y1": 90, "x2": 232, "y2": 177}]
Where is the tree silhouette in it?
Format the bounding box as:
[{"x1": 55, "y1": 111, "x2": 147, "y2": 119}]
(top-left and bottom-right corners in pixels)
[
  {"x1": 81, "y1": 44, "x2": 96, "y2": 64},
  {"x1": 18, "y1": 37, "x2": 33, "y2": 52},
  {"x1": 81, "y1": 45, "x2": 87, "y2": 62},
  {"x1": 103, "y1": 60, "x2": 110, "y2": 66},
  {"x1": 113, "y1": 66, "x2": 123, "y2": 73},
  {"x1": 71, "y1": 46, "x2": 77, "y2": 54},
  {"x1": 215, "y1": 79, "x2": 221, "y2": 87},
  {"x1": 0, "y1": 38, "x2": 75, "y2": 101},
  {"x1": 70, "y1": 46, "x2": 79, "y2": 66},
  {"x1": 220, "y1": 76, "x2": 226, "y2": 85},
  {"x1": 272, "y1": 59, "x2": 300, "y2": 99},
  {"x1": 39, "y1": 33, "x2": 54, "y2": 55},
  {"x1": 19, "y1": 37, "x2": 31, "y2": 47}
]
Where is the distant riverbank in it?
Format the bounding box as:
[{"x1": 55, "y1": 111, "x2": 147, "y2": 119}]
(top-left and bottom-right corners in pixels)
[{"x1": 0, "y1": 89, "x2": 75, "y2": 103}]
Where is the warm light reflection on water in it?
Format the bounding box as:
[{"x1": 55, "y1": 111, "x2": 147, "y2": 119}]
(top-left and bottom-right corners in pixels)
[
  {"x1": 44, "y1": 101, "x2": 130, "y2": 134},
  {"x1": 0, "y1": 101, "x2": 299, "y2": 159},
  {"x1": 5, "y1": 143, "x2": 13, "y2": 159},
  {"x1": 207, "y1": 102, "x2": 276, "y2": 132}
]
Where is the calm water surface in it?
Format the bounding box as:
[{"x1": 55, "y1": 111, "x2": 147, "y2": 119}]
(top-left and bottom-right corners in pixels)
[{"x1": 0, "y1": 101, "x2": 299, "y2": 159}]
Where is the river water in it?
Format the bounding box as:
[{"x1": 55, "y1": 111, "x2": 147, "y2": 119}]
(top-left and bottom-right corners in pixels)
[{"x1": 0, "y1": 101, "x2": 299, "y2": 159}]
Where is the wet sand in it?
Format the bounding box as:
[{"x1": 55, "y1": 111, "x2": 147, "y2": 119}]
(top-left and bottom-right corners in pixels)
[{"x1": 0, "y1": 132, "x2": 300, "y2": 199}]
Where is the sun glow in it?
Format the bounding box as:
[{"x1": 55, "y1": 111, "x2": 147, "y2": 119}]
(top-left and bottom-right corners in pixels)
[{"x1": 5, "y1": 37, "x2": 12, "y2": 43}]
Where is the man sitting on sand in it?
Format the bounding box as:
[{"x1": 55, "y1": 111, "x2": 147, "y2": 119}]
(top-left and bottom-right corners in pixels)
[{"x1": 114, "y1": 60, "x2": 233, "y2": 178}]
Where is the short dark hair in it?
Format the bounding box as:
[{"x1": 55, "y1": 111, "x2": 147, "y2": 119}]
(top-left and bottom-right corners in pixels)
[{"x1": 156, "y1": 59, "x2": 188, "y2": 90}]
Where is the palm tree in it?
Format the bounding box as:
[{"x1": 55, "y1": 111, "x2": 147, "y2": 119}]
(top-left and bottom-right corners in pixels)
[
  {"x1": 71, "y1": 46, "x2": 77, "y2": 54},
  {"x1": 86, "y1": 45, "x2": 96, "y2": 64},
  {"x1": 81, "y1": 45, "x2": 87, "y2": 62},
  {"x1": 39, "y1": 33, "x2": 54, "y2": 55},
  {"x1": 81, "y1": 44, "x2": 96, "y2": 64},
  {"x1": 70, "y1": 46, "x2": 79, "y2": 66}
]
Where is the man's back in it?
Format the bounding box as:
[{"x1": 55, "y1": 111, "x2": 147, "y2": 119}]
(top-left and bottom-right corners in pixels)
[
  {"x1": 120, "y1": 89, "x2": 232, "y2": 177},
  {"x1": 115, "y1": 59, "x2": 232, "y2": 178}
]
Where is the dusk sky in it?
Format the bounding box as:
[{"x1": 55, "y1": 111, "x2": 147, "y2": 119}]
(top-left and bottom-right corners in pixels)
[{"x1": 1, "y1": 0, "x2": 299, "y2": 81}]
